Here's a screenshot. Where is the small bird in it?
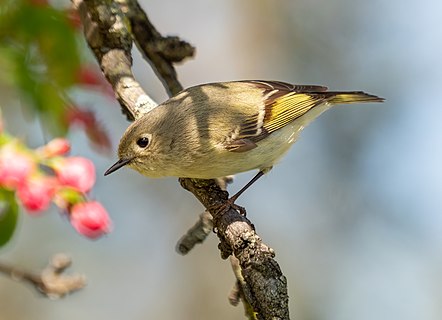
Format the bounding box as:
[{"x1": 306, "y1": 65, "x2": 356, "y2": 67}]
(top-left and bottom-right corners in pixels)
[{"x1": 105, "y1": 80, "x2": 383, "y2": 207}]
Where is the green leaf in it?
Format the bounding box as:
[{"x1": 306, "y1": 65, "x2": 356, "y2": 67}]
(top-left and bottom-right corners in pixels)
[
  {"x1": 0, "y1": 1, "x2": 81, "y2": 135},
  {"x1": 16, "y1": 4, "x2": 80, "y2": 87},
  {"x1": 0, "y1": 189, "x2": 19, "y2": 248}
]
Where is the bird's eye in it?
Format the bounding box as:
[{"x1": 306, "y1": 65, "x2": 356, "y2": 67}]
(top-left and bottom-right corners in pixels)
[{"x1": 136, "y1": 137, "x2": 150, "y2": 148}]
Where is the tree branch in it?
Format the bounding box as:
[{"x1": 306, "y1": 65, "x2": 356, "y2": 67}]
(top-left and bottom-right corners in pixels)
[
  {"x1": 176, "y1": 210, "x2": 213, "y2": 255},
  {"x1": 74, "y1": 1, "x2": 289, "y2": 318},
  {"x1": 124, "y1": 0, "x2": 194, "y2": 96},
  {"x1": 229, "y1": 256, "x2": 258, "y2": 320},
  {"x1": 0, "y1": 253, "x2": 86, "y2": 298},
  {"x1": 179, "y1": 178, "x2": 289, "y2": 320},
  {"x1": 75, "y1": 0, "x2": 157, "y2": 120}
]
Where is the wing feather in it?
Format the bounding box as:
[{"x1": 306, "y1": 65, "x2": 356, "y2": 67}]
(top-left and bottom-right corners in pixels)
[
  {"x1": 263, "y1": 93, "x2": 325, "y2": 133},
  {"x1": 222, "y1": 80, "x2": 382, "y2": 152}
]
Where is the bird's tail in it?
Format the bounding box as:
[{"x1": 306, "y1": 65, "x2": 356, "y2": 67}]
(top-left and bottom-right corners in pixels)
[{"x1": 326, "y1": 91, "x2": 384, "y2": 105}]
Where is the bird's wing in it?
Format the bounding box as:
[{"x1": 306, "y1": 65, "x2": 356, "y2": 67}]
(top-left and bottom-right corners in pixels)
[
  {"x1": 223, "y1": 81, "x2": 329, "y2": 152},
  {"x1": 244, "y1": 80, "x2": 328, "y2": 94}
]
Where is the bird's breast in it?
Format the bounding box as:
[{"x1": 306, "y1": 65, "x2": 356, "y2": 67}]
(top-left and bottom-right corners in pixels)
[{"x1": 168, "y1": 123, "x2": 301, "y2": 179}]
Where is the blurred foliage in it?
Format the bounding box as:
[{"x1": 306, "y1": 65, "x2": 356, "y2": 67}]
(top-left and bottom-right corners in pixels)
[
  {"x1": 0, "y1": 189, "x2": 18, "y2": 247},
  {"x1": 0, "y1": 0, "x2": 80, "y2": 135},
  {"x1": 0, "y1": 0, "x2": 113, "y2": 247},
  {"x1": 0, "y1": 0, "x2": 112, "y2": 151}
]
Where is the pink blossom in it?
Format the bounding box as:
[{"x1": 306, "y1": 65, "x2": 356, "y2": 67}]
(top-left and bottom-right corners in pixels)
[
  {"x1": 54, "y1": 157, "x2": 95, "y2": 192},
  {"x1": 39, "y1": 138, "x2": 71, "y2": 158},
  {"x1": 70, "y1": 201, "x2": 112, "y2": 239},
  {"x1": 17, "y1": 176, "x2": 56, "y2": 213},
  {"x1": 0, "y1": 146, "x2": 35, "y2": 189}
]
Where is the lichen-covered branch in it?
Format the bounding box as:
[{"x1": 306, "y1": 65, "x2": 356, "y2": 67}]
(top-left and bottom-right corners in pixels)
[
  {"x1": 229, "y1": 256, "x2": 257, "y2": 320},
  {"x1": 74, "y1": 0, "x2": 157, "y2": 120},
  {"x1": 179, "y1": 178, "x2": 289, "y2": 320},
  {"x1": 0, "y1": 253, "x2": 86, "y2": 298},
  {"x1": 74, "y1": 0, "x2": 290, "y2": 318}
]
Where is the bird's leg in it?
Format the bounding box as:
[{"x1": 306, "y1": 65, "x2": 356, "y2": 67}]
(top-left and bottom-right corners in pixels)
[
  {"x1": 211, "y1": 171, "x2": 265, "y2": 216},
  {"x1": 228, "y1": 170, "x2": 265, "y2": 209}
]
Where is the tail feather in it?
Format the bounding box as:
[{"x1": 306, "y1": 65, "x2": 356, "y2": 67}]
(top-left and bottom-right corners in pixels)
[{"x1": 326, "y1": 91, "x2": 384, "y2": 105}]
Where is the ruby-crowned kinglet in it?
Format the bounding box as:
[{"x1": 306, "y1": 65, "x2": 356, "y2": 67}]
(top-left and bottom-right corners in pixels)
[{"x1": 105, "y1": 80, "x2": 383, "y2": 204}]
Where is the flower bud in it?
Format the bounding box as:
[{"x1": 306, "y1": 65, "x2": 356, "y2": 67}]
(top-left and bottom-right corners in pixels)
[
  {"x1": 54, "y1": 157, "x2": 95, "y2": 192},
  {"x1": 38, "y1": 138, "x2": 71, "y2": 158},
  {"x1": 70, "y1": 201, "x2": 112, "y2": 239},
  {"x1": 0, "y1": 146, "x2": 35, "y2": 189},
  {"x1": 17, "y1": 176, "x2": 56, "y2": 213}
]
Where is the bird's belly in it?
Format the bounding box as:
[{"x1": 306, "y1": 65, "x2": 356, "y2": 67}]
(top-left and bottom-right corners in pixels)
[{"x1": 178, "y1": 124, "x2": 301, "y2": 179}]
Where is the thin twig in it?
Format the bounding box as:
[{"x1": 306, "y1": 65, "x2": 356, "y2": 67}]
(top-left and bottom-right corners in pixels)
[
  {"x1": 0, "y1": 253, "x2": 86, "y2": 298},
  {"x1": 124, "y1": 0, "x2": 195, "y2": 96},
  {"x1": 0, "y1": 260, "x2": 43, "y2": 287},
  {"x1": 176, "y1": 210, "x2": 213, "y2": 255}
]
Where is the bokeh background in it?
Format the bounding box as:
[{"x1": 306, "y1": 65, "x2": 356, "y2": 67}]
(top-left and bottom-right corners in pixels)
[{"x1": 1, "y1": 0, "x2": 442, "y2": 319}]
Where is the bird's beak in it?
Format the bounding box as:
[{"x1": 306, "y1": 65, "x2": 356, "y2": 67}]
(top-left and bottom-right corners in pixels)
[{"x1": 104, "y1": 158, "x2": 132, "y2": 176}]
